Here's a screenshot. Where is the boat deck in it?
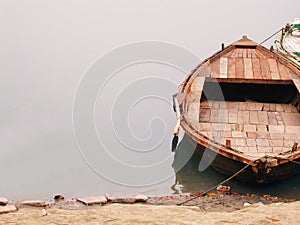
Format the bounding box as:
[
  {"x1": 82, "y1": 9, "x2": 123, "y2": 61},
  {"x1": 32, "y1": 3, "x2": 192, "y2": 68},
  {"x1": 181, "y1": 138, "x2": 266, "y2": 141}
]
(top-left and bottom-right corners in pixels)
[{"x1": 196, "y1": 101, "x2": 300, "y2": 156}]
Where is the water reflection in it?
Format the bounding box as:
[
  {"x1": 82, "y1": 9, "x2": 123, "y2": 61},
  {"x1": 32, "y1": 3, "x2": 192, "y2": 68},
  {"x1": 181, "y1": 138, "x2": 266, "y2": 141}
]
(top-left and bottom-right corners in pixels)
[{"x1": 172, "y1": 134, "x2": 300, "y2": 199}]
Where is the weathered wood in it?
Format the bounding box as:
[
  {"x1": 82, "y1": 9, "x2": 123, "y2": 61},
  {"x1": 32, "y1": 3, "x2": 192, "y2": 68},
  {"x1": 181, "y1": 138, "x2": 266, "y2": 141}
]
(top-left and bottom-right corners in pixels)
[
  {"x1": 228, "y1": 110, "x2": 238, "y2": 123},
  {"x1": 199, "y1": 108, "x2": 210, "y2": 122},
  {"x1": 235, "y1": 58, "x2": 244, "y2": 79},
  {"x1": 267, "y1": 112, "x2": 278, "y2": 125},
  {"x1": 177, "y1": 35, "x2": 300, "y2": 184},
  {"x1": 226, "y1": 139, "x2": 231, "y2": 148},
  {"x1": 219, "y1": 58, "x2": 228, "y2": 78},
  {"x1": 260, "y1": 58, "x2": 271, "y2": 79},
  {"x1": 210, "y1": 58, "x2": 220, "y2": 78},
  {"x1": 244, "y1": 58, "x2": 253, "y2": 79},
  {"x1": 227, "y1": 58, "x2": 236, "y2": 78},
  {"x1": 252, "y1": 58, "x2": 262, "y2": 79},
  {"x1": 292, "y1": 143, "x2": 298, "y2": 151},
  {"x1": 268, "y1": 59, "x2": 280, "y2": 80},
  {"x1": 277, "y1": 62, "x2": 290, "y2": 80},
  {"x1": 249, "y1": 111, "x2": 259, "y2": 124}
]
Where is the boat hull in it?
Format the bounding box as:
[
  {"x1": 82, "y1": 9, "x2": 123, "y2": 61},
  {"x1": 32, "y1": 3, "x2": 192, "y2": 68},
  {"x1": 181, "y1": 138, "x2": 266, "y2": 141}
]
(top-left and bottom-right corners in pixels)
[{"x1": 190, "y1": 138, "x2": 300, "y2": 184}]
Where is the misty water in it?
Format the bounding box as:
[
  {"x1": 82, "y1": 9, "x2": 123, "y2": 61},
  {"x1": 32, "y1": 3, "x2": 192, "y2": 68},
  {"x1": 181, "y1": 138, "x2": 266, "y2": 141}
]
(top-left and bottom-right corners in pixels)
[{"x1": 1, "y1": 58, "x2": 299, "y2": 201}]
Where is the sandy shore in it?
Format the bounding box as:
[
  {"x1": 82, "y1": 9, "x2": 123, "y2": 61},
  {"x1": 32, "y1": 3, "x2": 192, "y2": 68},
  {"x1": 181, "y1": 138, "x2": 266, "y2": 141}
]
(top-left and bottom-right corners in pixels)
[{"x1": 0, "y1": 201, "x2": 299, "y2": 225}]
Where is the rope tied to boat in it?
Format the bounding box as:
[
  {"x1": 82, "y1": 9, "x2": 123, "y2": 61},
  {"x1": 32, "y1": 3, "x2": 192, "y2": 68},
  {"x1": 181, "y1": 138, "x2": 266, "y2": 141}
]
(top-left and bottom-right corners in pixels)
[
  {"x1": 260, "y1": 28, "x2": 283, "y2": 45},
  {"x1": 280, "y1": 157, "x2": 300, "y2": 165},
  {"x1": 177, "y1": 164, "x2": 251, "y2": 206}
]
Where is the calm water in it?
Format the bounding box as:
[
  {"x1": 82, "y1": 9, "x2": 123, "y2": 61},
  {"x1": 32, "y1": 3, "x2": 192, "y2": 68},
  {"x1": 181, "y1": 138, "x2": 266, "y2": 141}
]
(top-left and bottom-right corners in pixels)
[
  {"x1": 1, "y1": 60, "x2": 299, "y2": 201},
  {"x1": 2, "y1": 0, "x2": 300, "y2": 202},
  {"x1": 173, "y1": 135, "x2": 300, "y2": 200}
]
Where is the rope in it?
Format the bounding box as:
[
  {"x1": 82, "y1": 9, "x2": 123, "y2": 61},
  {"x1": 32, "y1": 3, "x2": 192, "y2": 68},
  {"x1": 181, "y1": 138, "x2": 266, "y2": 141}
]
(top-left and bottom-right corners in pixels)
[
  {"x1": 289, "y1": 160, "x2": 300, "y2": 165},
  {"x1": 260, "y1": 28, "x2": 283, "y2": 45},
  {"x1": 177, "y1": 164, "x2": 250, "y2": 206},
  {"x1": 280, "y1": 157, "x2": 300, "y2": 165}
]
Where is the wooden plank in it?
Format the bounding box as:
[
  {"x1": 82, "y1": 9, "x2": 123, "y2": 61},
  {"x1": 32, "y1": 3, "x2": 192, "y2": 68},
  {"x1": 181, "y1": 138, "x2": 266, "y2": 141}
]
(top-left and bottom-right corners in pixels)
[
  {"x1": 246, "y1": 102, "x2": 256, "y2": 111},
  {"x1": 210, "y1": 109, "x2": 219, "y2": 122},
  {"x1": 260, "y1": 58, "x2": 271, "y2": 79},
  {"x1": 275, "y1": 104, "x2": 283, "y2": 112},
  {"x1": 275, "y1": 112, "x2": 284, "y2": 125},
  {"x1": 244, "y1": 58, "x2": 254, "y2": 79},
  {"x1": 210, "y1": 58, "x2": 220, "y2": 78},
  {"x1": 252, "y1": 58, "x2": 261, "y2": 79},
  {"x1": 281, "y1": 112, "x2": 300, "y2": 126},
  {"x1": 217, "y1": 109, "x2": 229, "y2": 123},
  {"x1": 277, "y1": 63, "x2": 290, "y2": 80},
  {"x1": 199, "y1": 123, "x2": 212, "y2": 131},
  {"x1": 242, "y1": 49, "x2": 248, "y2": 58},
  {"x1": 188, "y1": 102, "x2": 200, "y2": 123},
  {"x1": 246, "y1": 49, "x2": 252, "y2": 58},
  {"x1": 238, "y1": 102, "x2": 247, "y2": 110},
  {"x1": 194, "y1": 77, "x2": 205, "y2": 91},
  {"x1": 248, "y1": 49, "x2": 257, "y2": 58},
  {"x1": 228, "y1": 110, "x2": 238, "y2": 123},
  {"x1": 237, "y1": 49, "x2": 244, "y2": 58},
  {"x1": 249, "y1": 111, "x2": 259, "y2": 124},
  {"x1": 219, "y1": 58, "x2": 228, "y2": 78},
  {"x1": 212, "y1": 101, "x2": 219, "y2": 109},
  {"x1": 235, "y1": 58, "x2": 245, "y2": 79},
  {"x1": 227, "y1": 58, "x2": 236, "y2": 78},
  {"x1": 200, "y1": 101, "x2": 211, "y2": 109},
  {"x1": 226, "y1": 101, "x2": 238, "y2": 110},
  {"x1": 262, "y1": 103, "x2": 270, "y2": 111},
  {"x1": 238, "y1": 110, "x2": 250, "y2": 124},
  {"x1": 293, "y1": 79, "x2": 300, "y2": 93},
  {"x1": 268, "y1": 59, "x2": 280, "y2": 80},
  {"x1": 199, "y1": 108, "x2": 211, "y2": 122},
  {"x1": 257, "y1": 111, "x2": 268, "y2": 124},
  {"x1": 269, "y1": 104, "x2": 276, "y2": 112},
  {"x1": 230, "y1": 49, "x2": 239, "y2": 58},
  {"x1": 267, "y1": 112, "x2": 278, "y2": 125}
]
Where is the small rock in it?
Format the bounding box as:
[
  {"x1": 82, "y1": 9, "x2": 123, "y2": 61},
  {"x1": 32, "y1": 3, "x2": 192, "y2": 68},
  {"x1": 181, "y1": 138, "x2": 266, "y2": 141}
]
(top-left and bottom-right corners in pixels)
[
  {"x1": 41, "y1": 209, "x2": 48, "y2": 216},
  {"x1": 105, "y1": 194, "x2": 136, "y2": 203},
  {"x1": 54, "y1": 194, "x2": 65, "y2": 201},
  {"x1": 275, "y1": 202, "x2": 282, "y2": 206},
  {"x1": 20, "y1": 200, "x2": 46, "y2": 207},
  {"x1": 0, "y1": 197, "x2": 8, "y2": 206},
  {"x1": 77, "y1": 196, "x2": 107, "y2": 205},
  {"x1": 243, "y1": 202, "x2": 251, "y2": 207},
  {"x1": 216, "y1": 185, "x2": 231, "y2": 195},
  {"x1": 134, "y1": 194, "x2": 148, "y2": 202},
  {"x1": 258, "y1": 202, "x2": 264, "y2": 206},
  {"x1": 113, "y1": 198, "x2": 136, "y2": 204},
  {"x1": 0, "y1": 205, "x2": 17, "y2": 214}
]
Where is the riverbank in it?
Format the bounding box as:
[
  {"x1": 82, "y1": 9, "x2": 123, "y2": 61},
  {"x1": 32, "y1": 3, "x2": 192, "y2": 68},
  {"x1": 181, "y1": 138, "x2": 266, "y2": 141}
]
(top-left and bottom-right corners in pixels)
[
  {"x1": 0, "y1": 192, "x2": 298, "y2": 224},
  {"x1": 0, "y1": 201, "x2": 299, "y2": 225}
]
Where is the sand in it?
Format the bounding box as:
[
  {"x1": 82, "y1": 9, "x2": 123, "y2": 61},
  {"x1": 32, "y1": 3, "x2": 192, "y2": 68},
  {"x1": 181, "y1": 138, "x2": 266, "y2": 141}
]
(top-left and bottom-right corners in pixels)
[{"x1": 0, "y1": 201, "x2": 299, "y2": 225}]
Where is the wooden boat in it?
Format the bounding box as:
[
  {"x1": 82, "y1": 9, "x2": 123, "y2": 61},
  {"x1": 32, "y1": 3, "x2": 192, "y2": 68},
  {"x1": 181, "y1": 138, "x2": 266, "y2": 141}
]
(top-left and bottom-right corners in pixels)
[
  {"x1": 173, "y1": 35, "x2": 300, "y2": 184},
  {"x1": 275, "y1": 18, "x2": 300, "y2": 68}
]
